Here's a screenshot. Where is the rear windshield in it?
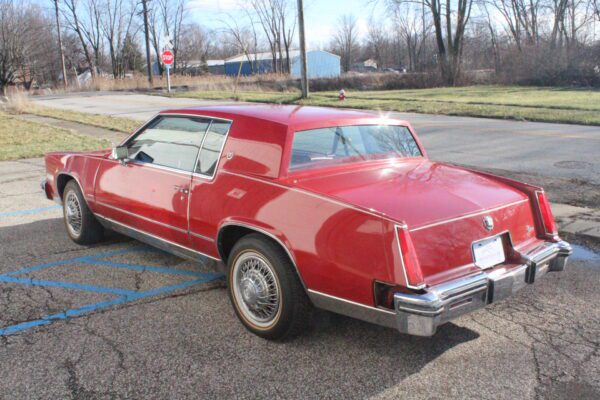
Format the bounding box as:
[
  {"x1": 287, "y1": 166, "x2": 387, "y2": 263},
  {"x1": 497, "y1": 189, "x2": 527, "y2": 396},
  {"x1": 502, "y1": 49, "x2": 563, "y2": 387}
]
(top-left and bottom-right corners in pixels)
[{"x1": 289, "y1": 125, "x2": 422, "y2": 171}]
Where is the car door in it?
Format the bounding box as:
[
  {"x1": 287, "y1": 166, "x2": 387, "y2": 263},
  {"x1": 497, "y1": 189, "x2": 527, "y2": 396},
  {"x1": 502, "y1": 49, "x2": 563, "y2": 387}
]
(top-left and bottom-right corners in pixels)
[{"x1": 94, "y1": 115, "x2": 210, "y2": 247}]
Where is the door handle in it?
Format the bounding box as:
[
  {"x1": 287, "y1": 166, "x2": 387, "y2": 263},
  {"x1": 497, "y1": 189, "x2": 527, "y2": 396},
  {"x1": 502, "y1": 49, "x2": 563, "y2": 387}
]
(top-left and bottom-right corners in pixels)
[{"x1": 174, "y1": 185, "x2": 189, "y2": 194}]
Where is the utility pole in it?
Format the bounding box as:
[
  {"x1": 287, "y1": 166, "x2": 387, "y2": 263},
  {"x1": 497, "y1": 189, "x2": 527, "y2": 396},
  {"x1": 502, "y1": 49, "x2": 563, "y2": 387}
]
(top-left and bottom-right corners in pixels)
[
  {"x1": 53, "y1": 0, "x2": 68, "y2": 89},
  {"x1": 297, "y1": 0, "x2": 309, "y2": 98},
  {"x1": 142, "y1": 0, "x2": 154, "y2": 86}
]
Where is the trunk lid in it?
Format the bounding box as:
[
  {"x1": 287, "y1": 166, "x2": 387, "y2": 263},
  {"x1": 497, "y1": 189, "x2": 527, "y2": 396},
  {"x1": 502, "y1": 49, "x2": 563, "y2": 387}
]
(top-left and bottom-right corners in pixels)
[{"x1": 292, "y1": 159, "x2": 538, "y2": 283}]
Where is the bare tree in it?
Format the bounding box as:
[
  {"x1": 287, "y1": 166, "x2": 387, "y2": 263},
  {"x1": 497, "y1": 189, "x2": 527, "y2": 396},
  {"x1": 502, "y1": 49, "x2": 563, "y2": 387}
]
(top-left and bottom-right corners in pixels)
[
  {"x1": 331, "y1": 14, "x2": 360, "y2": 72},
  {"x1": 62, "y1": 0, "x2": 97, "y2": 76},
  {"x1": 366, "y1": 19, "x2": 387, "y2": 70},
  {"x1": 386, "y1": 0, "x2": 474, "y2": 84},
  {"x1": 390, "y1": 3, "x2": 431, "y2": 71},
  {"x1": 99, "y1": 0, "x2": 138, "y2": 78}
]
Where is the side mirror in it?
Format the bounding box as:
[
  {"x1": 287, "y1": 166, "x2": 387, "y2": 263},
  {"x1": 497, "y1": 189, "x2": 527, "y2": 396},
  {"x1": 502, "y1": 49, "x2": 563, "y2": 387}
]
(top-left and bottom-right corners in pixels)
[{"x1": 111, "y1": 145, "x2": 129, "y2": 164}]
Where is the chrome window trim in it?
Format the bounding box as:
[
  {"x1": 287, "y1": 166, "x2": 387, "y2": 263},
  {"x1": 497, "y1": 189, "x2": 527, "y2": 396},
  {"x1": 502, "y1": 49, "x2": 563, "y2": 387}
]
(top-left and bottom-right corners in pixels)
[
  {"x1": 192, "y1": 119, "x2": 233, "y2": 181},
  {"x1": 409, "y1": 199, "x2": 529, "y2": 232},
  {"x1": 117, "y1": 113, "x2": 232, "y2": 177},
  {"x1": 95, "y1": 214, "x2": 221, "y2": 261},
  {"x1": 394, "y1": 225, "x2": 427, "y2": 290}
]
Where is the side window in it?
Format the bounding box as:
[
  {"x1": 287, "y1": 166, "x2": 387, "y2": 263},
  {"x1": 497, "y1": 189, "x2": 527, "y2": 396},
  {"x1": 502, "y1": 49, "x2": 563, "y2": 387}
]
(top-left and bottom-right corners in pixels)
[
  {"x1": 127, "y1": 116, "x2": 210, "y2": 172},
  {"x1": 195, "y1": 120, "x2": 231, "y2": 176}
]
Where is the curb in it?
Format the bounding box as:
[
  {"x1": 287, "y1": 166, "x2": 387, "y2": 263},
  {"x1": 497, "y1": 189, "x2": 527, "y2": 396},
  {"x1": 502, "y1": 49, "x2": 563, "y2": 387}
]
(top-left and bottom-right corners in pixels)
[{"x1": 553, "y1": 203, "x2": 600, "y2": 242}]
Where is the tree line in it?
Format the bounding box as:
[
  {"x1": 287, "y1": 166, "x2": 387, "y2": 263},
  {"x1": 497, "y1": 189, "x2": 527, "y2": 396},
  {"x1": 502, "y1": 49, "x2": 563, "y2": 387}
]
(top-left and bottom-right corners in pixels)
[{"x1": 1, "y1": 0, "x2": 599, "y2": 94}]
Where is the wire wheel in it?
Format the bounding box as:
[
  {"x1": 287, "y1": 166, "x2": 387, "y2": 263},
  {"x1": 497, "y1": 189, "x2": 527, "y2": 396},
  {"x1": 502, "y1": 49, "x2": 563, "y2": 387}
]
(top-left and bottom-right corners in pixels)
[
  {"x1": 232, "y1": 251, "x2": 281, "y2": 328},
  {"x1": 64, "y1": 190, "x2": 82, "y2": 237}
]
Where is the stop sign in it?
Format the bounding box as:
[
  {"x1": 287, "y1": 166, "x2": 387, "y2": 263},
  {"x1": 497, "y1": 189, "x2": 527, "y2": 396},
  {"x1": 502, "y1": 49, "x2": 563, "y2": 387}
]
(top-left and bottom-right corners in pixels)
[{"x1": 161, "y1": 50, "x2": 174, "y2": 65}]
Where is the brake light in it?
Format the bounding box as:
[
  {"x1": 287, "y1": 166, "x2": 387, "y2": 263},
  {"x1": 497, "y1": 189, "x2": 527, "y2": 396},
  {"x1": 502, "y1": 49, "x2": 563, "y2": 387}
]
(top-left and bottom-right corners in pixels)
[
  {"x1": 395, "y1": 226, "x2": 425, "y2": 289},
  {"x1": 535, "y1": 191, "x2": 557, "y2": 235}
]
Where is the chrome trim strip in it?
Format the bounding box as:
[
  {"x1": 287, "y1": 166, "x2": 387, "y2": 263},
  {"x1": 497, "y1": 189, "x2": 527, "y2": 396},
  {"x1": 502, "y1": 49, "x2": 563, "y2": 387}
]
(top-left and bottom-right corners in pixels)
[
  {"x1": 95, "y1": 200, "x2": 216, "y2": 243},
  {"x1": 409, "y1": 199, "x2": 529, "y2": 232},
  {"x1": 394, "y1": 225, "x2": 426, "y2": 290},
  {"x1": 96, "y1": 214, "x2": 221, "y2": 261},
  {"x1": 307, "y1": 289, "x2": 397, "y2": 329},
  {"x1": 96, "y1": 200, "x2": 189, "y2": 234},
  {"x1": 119, "y1": 112, "x2": 234, "y2": 147},
  {"x1": 192, "y1": 120, "x2": 232, "y2": 181},
  {"x1": 219, "y1": 170, "x2": 408, "y2": 227},
  {"x1": 190, "y1": 231, "x2": 215, "y2": 243},
  {"x1": 218, "y1": 221, "x2": 307, "y2": 289}
]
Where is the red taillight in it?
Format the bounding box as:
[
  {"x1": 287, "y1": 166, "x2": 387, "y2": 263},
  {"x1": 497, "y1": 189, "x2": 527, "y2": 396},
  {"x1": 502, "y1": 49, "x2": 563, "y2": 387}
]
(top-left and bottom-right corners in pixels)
[
  {"x1": 536, "y1": 191, "x2": 557, "y2": 235},
  {"x1": 395, "y1": 226, "x2": 425, "y2": 289}
]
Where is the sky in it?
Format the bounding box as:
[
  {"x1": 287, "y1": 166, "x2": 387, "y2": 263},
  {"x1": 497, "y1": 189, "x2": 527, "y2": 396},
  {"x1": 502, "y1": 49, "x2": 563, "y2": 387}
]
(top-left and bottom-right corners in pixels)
[{"x1": 187, "y1": 0, "x2": 382, "y2": 50}]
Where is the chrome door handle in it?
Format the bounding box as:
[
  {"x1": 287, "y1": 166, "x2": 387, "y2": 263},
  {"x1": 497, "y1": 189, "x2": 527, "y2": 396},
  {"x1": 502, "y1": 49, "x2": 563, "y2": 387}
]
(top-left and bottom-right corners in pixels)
[{"x1": 174, "y1": 185, "x2": 189, "y2": 194}]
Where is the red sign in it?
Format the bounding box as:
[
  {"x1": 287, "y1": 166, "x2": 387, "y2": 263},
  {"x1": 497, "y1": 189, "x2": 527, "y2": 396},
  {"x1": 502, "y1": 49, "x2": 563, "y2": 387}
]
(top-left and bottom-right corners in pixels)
[{"x1": 161, "y1": 50, "x2": 174, "y2": 65}]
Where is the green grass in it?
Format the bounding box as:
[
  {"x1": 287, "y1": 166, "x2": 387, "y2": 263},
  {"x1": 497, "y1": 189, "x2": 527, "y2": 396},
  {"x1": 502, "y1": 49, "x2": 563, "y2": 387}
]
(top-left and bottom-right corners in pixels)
[
  {"x1": 28, "y1": 106, "x2": 140, "y2": 133},
  {"x1": 169, "y1": 85, "x2": 600, "y2": 125},
  {"x1": 0, "y1": 112, "x2": 110, "y2": 161}
]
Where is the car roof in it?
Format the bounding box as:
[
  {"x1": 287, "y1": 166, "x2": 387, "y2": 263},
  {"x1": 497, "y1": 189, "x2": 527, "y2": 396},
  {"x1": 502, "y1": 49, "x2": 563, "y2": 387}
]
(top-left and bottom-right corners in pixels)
[{"x1": 159, "y1": 104, "x2": 410, "y2": 131}]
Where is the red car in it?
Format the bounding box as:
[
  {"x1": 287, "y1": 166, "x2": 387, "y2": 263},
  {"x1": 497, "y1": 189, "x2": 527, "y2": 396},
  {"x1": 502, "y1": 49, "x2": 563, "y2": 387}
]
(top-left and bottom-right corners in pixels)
[{"x1": 42, "y1": 105, "x2": 572, "y2": 340}]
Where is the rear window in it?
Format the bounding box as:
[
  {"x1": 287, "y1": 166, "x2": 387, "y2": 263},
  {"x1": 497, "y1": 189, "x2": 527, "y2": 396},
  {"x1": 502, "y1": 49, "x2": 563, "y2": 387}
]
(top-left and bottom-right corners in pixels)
[{"x1": 290, "y1": 125, "x2": 422, "y2": 171}]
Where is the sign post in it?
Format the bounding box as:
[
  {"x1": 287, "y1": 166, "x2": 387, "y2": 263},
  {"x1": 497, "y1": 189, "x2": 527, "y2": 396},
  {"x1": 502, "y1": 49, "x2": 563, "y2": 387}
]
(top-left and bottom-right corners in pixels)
[{"x1": 161, "y1": 50, "x2": 174, "y2": 93}]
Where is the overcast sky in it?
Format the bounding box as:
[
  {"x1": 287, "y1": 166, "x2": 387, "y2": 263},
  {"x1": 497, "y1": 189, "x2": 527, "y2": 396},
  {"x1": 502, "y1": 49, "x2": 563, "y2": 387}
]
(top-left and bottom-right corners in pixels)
[{"x1": 188, "y1": 0, "x2": 381, "y2": 50}]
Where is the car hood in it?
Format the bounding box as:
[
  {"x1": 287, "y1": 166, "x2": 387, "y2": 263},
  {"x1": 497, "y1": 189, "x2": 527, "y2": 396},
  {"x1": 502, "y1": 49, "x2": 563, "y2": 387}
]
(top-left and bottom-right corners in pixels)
[{"x1": 291, "y1": 159, "x2": 528, "y2": 229}]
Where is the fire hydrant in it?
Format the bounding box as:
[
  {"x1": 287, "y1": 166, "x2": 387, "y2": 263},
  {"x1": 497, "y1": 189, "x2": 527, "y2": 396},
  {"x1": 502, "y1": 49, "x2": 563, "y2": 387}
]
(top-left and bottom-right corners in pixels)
[{"x1": 338, "y1": 89, "x2": 346, "y2": 101}]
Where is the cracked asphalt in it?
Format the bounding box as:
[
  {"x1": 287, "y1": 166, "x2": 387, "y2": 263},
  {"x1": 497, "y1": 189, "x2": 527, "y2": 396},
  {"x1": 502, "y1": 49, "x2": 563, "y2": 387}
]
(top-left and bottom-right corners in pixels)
[{"x1": 1, "y1": 158, "x2": 599, "y2": 399}]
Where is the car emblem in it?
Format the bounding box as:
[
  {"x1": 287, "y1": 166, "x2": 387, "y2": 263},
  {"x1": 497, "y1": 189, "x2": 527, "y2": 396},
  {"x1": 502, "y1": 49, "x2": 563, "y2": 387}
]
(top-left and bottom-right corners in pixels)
[{"x1": 483, "y1": 216, "x2": 494, "y2": 231}]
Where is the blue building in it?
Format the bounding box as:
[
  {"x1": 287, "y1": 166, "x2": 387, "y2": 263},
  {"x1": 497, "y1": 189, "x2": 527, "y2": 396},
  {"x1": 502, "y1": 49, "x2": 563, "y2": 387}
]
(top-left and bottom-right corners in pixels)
[{"x1": 224, "y1": 50, "x2": 340, "y2": 78}]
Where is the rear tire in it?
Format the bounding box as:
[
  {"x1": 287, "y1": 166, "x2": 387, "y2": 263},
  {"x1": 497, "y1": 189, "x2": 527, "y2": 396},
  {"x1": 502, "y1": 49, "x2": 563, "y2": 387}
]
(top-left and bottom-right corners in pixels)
[
  {"x1": 227, "y1": 234, "x2": 313, "y2": 340},
  {"x1": 62, "y1": 180, "x2": 104, "y2": 245}
]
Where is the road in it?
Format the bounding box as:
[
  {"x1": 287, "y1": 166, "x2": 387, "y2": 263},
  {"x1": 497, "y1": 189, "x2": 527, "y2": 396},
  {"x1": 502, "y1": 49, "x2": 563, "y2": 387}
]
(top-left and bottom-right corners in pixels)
[
  {"x1": 0, "y1": 157, "x2": 599, "y2": 399},
  {"x1": 33, "y1": 92, "x2": 600, "y2": 184}
]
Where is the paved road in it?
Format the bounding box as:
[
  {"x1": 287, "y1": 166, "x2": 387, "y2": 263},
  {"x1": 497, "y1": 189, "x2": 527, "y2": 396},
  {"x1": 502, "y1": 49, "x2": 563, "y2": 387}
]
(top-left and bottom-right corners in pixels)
[
  {"x1": 1, "y1": 158, "x2": 599, "y2": 399},
  {"x1": 33, "y1": 92, "x2": 600, "y2": 184}
]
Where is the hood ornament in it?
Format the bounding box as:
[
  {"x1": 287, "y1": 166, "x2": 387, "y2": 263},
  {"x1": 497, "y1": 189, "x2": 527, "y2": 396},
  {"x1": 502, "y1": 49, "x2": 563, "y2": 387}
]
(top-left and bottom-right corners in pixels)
[{"x1": 483, "y1": 216, "x2": 494, "y2": 231}]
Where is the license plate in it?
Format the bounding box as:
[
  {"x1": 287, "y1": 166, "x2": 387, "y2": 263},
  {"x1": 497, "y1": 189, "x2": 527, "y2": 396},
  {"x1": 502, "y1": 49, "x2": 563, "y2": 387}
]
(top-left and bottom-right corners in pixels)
[{"x1": 472, "y1": 235, "x2": 505, "y2": 269}]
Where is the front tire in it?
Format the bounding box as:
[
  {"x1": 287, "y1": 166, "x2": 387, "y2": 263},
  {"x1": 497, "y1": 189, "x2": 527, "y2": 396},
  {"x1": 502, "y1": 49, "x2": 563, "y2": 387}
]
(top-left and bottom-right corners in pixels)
[
  {"x1": 63, "y1": 180, "x2": 104, "y2": 245},
  {"x1": 227, "y1": 234, "x2": 313, "y2": 340}
]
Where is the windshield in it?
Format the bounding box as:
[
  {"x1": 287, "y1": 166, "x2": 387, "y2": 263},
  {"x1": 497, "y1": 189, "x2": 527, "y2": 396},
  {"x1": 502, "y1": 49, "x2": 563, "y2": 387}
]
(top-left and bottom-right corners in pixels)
[{"x1": 289, "y1": 125, "x2": 422, "y2": 171}]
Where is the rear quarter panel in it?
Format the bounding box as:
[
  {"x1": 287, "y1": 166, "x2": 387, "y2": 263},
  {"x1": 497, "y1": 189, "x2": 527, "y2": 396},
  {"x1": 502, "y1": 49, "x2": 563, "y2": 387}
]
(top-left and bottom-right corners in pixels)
[{"x1": 210, "y1": 171, "x2": 394, "y2": 306}]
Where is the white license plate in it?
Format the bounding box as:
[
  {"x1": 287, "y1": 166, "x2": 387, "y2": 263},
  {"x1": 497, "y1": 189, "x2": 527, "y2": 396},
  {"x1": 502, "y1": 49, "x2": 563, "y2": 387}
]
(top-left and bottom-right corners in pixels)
[{"x1": 472, "y1": 235, "x2": 505, "y2": 269}]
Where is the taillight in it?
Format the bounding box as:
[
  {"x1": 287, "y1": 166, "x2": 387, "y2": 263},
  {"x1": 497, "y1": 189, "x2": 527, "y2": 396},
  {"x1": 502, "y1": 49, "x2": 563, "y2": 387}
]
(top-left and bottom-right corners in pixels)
[
  {"x1": 395, "y1": 226, "x2": 425, "y2": 289},
  {"x1": 535, "y1": 191, "x2": 558, "y2": 235}
]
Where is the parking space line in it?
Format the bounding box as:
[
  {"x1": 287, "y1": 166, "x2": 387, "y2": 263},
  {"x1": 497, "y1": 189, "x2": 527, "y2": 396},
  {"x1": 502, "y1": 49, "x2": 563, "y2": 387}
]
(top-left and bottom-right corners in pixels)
[
  {"x1": 0, "y1": 274, "x2": 223, "y2": 336},
  {"x1": 0, "y1": 205, "x2": 61, "y2": 218},
  {"x1": 0, "y1": 244, "x2": 225, "y2": 336},
  {"x1": 0, "y1": 275, "x2": 137, "y2": 296},
  {"x1": 85, "y1": 259, "x2": 212, "y2": 277},
  {"x1": 5, "y1": 245, "x2": 153, "y2": 276}
]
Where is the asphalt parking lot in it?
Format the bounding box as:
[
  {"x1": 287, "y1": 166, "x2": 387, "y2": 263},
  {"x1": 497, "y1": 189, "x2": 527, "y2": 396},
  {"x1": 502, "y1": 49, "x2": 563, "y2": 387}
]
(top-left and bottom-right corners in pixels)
[{"x1": 1, "y1": 158, "x2": 599, "y2": 399}]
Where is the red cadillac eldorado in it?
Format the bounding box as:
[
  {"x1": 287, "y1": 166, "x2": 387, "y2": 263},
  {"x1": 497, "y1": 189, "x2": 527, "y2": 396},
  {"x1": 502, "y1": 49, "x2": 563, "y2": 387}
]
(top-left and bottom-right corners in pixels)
[{"x1": 42, "y1": 105, "x2": 572, "y2": 340}]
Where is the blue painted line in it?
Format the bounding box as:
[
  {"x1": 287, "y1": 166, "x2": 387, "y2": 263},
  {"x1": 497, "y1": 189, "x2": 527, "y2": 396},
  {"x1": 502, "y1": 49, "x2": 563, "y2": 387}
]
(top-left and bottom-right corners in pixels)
[
  {"x1": 4, "y1": 245, "x2": 151, "y2": 277},
  {"x1": 85, "y1": 259, "x2": 213, "y2": 278},
  {"x1": 0, "y1": 205, "x2": 61, "y2": 218},
  {"x1": 0, "y1": 274, "x2": 224, "y2": 336},
  {"x1": 0, "y1": 275, "x2": 137, "y2": 296}
]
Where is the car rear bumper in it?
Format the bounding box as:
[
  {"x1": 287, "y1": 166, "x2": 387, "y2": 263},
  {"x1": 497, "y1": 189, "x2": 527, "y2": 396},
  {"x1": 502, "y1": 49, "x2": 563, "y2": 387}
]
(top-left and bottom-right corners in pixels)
[{"x1": 393, "y1": 240, "x2": 572, "y2": 336}]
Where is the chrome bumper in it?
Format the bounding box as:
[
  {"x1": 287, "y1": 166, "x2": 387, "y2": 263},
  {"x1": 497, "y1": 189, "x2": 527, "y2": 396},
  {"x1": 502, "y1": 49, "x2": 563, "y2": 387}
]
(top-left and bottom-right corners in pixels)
[{"x1": 394, "y1": 240, "x2": 572, "y2": 336}]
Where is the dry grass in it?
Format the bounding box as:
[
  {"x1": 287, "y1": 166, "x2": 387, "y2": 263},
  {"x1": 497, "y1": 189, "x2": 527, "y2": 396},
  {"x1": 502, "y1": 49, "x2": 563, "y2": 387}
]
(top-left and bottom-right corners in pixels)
[
  {"x1": 2, "y1": 89, "x2": 32, "y2": 114},
  {"x1": 172, "y1": 85, "x2": 600, "y2": 126},
  {"x1": 0, "y1": 112, "x2": 109, "y2": 161},
  {"x1": 79, "y1": 73, "x2": 298, "y2": 93},
  {"x1": 26, "y1": 106, "x2": 140, "y2": 133}
]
